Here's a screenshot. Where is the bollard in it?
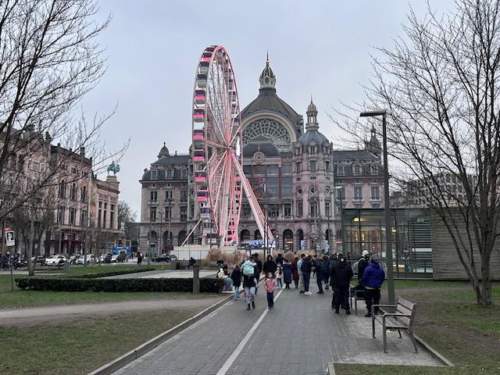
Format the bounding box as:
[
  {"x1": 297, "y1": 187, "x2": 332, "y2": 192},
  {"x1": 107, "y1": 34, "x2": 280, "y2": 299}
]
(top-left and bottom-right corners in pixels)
[{"x1": 193, "y1": 263, "x2": 200, "y2": 294}]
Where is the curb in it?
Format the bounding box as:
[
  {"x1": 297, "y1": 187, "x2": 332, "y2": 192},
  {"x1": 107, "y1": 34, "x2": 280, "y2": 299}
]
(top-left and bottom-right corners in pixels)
[
  {"x1": 414, "y1": 334, "x2": 454, "y2": 367},
  {"x1": 88, "y1": 295, "x2": 232, "y2": 375}
]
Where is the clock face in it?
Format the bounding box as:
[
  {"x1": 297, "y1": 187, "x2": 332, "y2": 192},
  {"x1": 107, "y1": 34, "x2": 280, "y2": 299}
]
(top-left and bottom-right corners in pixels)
[
  {"x1": 242, "y1": 118, "x2": 292, "y2": 151},
  {"x1": 253, "y1": 151, "x2": 265, "y2": 164}
]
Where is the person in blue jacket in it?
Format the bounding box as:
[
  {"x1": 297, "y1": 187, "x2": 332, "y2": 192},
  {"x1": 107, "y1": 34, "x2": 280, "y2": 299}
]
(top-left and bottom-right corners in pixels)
[
  {"x1": 361, "y1": 254, "x2": 386, "y2": 317},
  {"x1": 282, "y1": 258, "x2": 293, "y2": 289}
]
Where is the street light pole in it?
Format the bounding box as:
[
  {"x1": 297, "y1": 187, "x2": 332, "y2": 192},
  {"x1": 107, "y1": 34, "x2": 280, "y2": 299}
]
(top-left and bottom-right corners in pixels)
[
  {"x1": 360, "y1": 110, "x2": 395, "y2": 305},
  {"x1": 334, "y1": 185, "x2": 343, "y2": 254}
]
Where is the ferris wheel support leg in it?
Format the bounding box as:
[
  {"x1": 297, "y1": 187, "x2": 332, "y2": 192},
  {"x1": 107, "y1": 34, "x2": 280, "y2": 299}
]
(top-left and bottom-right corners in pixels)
[
  {"x1": 181, "y1": 218, "x2": 202, "y2": 247},
  {"x1": 231, "y1": 152, "x2": 274, "y2": 243}
]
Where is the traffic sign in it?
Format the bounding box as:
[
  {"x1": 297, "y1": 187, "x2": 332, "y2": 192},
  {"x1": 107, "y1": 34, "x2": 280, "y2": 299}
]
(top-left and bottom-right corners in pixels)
[{"x1": 5, "y1": 231, "x2": 15, "y2": 247}]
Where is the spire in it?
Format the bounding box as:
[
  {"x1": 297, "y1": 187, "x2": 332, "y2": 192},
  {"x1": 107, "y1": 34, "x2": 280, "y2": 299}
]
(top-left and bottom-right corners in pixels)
[
  {"x1": 306, "y1": 98, "x2": 319, "y2": 131},
  {"x1": 259, "y1": 53, "x2": 276, "y2": 91},
  {"x1": 365, "y1": 125, "x2": 381, "y2": 155},
  {"x1": 158, "y1": 142, "x2": 169, "y2": 159}
]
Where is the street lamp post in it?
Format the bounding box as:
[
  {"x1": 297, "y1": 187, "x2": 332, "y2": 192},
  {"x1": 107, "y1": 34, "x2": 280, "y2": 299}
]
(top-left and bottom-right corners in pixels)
[
  {"x1": 360, "y1": 110, "x2": 395, "y2": 305},
  {"x1": 334, "y1": 185, "x2": 343, "y2": 254}
]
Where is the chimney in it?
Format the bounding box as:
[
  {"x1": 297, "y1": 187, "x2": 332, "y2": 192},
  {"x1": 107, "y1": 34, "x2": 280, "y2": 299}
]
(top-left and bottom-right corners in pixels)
[{"x1": 79, "y1": 146, "x2": 85, "y2": 157}]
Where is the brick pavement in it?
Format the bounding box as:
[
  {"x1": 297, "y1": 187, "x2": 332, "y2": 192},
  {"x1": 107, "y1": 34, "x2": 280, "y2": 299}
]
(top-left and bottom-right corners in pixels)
[{"x1": 113, "y1": 280, "x2": 441, "y2": 375}]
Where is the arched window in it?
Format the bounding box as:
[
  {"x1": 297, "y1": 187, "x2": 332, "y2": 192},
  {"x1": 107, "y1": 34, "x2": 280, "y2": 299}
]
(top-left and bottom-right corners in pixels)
[{"x1": 58, "y1": 180, "x2": 66, "y2": 198}]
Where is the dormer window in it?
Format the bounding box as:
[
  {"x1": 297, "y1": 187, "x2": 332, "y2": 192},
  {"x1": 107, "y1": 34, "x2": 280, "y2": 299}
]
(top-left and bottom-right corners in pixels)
[{"x1": 354, "y1": 164, "x2": 361, "y2": 176}]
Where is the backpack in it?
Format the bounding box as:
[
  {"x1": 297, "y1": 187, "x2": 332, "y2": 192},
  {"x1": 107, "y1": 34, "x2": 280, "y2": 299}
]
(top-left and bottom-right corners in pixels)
[{"x1": 242, "y1": 262, "x2": 255, "y2": 276}]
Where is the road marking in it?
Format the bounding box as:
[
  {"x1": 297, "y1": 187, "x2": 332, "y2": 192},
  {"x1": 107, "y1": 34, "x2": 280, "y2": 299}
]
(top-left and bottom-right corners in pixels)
[{"x1": 216, "y1": 288, "x2": 284, "y2": 375}]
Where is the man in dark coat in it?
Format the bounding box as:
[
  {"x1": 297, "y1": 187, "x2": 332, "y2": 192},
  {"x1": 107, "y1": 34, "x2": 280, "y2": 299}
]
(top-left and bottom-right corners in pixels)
[
  {"x1": 357, "y1": 250, "x2": 370, "y2": 283},
  {"x1": 330, "y1": 254, "x2": 353, "y2": 314},
  {"x1": 362, "y1": 254, "x2": 386, "y2": 317},
  {"x1": 282, "y1": 259, "x2": 293, "y2": 288},
  {"x1": 275, "y1": 253, "x2": 284, "y2": 266},
  {"x1": 301, "y1": 255, "x2": 313, "y2": 295},
  {"x1": 252, "y1": 253, "x2": 263, "y2": 295},
  {"x1": 263, "y1": 255, "x2": 277, "y2": 276},
  {"x1": 314, "y1": 256, "x2": 324, "y2": 294}
]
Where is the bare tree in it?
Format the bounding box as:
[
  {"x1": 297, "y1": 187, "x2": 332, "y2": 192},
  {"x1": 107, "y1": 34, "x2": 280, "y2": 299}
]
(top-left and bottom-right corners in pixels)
[
  {"x1": 0, "y1": 0, "x2": 117, "y2": 222},
  {"x1": 337, "y1": 0, "x2": 500, "y2": 305}
]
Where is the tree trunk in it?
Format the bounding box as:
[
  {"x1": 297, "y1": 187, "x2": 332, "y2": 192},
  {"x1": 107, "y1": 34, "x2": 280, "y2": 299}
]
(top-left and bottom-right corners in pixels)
[
  {"x1": 28, "y1": 219, "x2": 34, "y2": 276},
  {"x1": 479, "y1": 252, "x2": 492, "y2": 305}
]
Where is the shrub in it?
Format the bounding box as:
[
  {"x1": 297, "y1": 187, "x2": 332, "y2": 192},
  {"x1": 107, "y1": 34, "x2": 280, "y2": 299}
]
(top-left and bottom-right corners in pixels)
[{"x1": 15, "y1": 277, "x2": 223, "y2": 293}]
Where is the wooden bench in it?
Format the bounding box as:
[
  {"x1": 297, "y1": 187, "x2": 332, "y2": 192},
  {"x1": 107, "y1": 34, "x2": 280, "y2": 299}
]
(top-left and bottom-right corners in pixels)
[{"x1": 372, "y1": 297, "x2": 418, "y2": 353}]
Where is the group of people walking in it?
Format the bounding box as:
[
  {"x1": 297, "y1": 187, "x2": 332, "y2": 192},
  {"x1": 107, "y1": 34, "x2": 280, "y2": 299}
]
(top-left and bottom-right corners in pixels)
[{"x1": 226, "y1": 250, "x2": 386, "y2": 315}]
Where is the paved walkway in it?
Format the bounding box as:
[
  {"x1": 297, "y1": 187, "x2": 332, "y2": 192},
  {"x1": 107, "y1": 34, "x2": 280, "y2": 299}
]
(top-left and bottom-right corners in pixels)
[
  {"x1": 0, "y1": 297, "x2": 222, "y2": 326},
  {"x1": 114, "y1": 282, "x2": 441, "y2": 375}
]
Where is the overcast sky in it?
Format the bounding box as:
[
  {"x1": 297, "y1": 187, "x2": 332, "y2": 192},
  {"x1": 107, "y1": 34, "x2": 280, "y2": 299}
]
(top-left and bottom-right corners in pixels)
[{"x1": 81, "y1": 0, "x2": 455, "y2": 216}]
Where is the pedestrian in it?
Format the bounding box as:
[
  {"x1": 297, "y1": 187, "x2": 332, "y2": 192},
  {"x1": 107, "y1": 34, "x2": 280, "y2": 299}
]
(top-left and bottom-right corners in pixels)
[
  {"x1": 291, "y1": 256, "x2": 300, "y2": 289},
  {"x1": 242, "y1": 257, "x2": 257, "y2": 310},
  {"x1": 275, "y1": 253, "x2": 284, "y2": 267},
  {"x1": 283, "y1": 259, "x2": 292, "y2": 289},
  {"x1": 301, "y1": 254, "x2": 313, "y2": 295},
  {"x1": 297, "y1": 254, "x2": 305, "y2": 293},
  {"x1": 331, "y1": 253, "x2": 353, "y2": 314},
  {"x1": 314, "y1": 255, "x2": 324, "y2": 294},
  {"x1": 264, "y1": 272, "x2": 277, "y2": 310},
  {"x1": 321, "y1": 255, "x2": 331, "y2": 290},
  {"x1": 362, "y1": 254, "x2": 386, "y2": 317},
  {"x1": 230, "y1": 264, "x2": 242, "y2": 300},
  {"x1": 276, "y1": 265, "x2": 283, "y2": 288},
  {"x1": 137, "y1": 252, "x2": 143, "y2": 265},
  {"x1": 263, "y1": 254, "x2": 277, "y2": 276},
  {"x1": 252, "y1": 253, "x2": 263, "y2": 295},
  {"x1": 357, "y1": 250, "x2": 370, "y2": 283}
]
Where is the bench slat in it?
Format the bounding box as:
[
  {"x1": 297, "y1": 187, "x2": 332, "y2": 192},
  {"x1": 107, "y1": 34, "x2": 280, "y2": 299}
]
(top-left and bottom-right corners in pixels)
[{"x1": 397, "y1": 297, "x2": 415, "y2": 310}]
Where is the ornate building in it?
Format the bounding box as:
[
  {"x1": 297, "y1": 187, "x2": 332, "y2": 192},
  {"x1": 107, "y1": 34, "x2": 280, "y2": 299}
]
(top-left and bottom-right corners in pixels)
[{"x1": 137, "y1": 58, "x2": 384, "y2": 254}]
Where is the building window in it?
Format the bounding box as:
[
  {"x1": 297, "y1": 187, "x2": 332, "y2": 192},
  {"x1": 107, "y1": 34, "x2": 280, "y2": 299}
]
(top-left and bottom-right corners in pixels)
[
  {"x1": 371, "y1": 185, "x2": 380, "y2": 200},
  {"x1": 297, "y1": 200, "x2": 303, "y2": 217},
  {"x1": 284, "y1": 203, "x2": 292, "y2": 217},
  {"x1": 70, "y1": 183, "x2": 77, "y2": 201},
  {"x1": 80, "y1": 209, "x2": 87, "y2": 227},
  {"x1": 180, "y1": 190, "x2": 187, "y2": 202},
  {"x1": 58, "y1": 180, "x2": 66, "y2": 198},
  {"x1": 337, "y1": 165, "x2": 345, "y2": 176},
  {"x1": 69, "y1": 208, "x2": 76, "y2": 225},
  {"x1": 325, "y1": 201, "x2": 331, "y2": 217},
  {"x1": 354, "y1": 186, "x2": 363, "y2": 200},
  {"x1": 309, "y1": 160, "x2": 316, "y2": 172},
  {"x1": 296, "y1": 162, "x2": 302, "y2": 173},
  {"x1": 165, "y1": 206, "x2": 171, "y2": 219},
  {"x1": 325, "y1": 161, "x2": 330, "y2": 172},
  {"x1": 57, "y1": 206, "x2": 65, "y2": 224},
  {"x1": 370, "y1": 164, "x2": 378, "y2": 175},
  {"x1": 336, "y1": 186, "x2": 345, "y2": 200},
  {"x1": 354, "y1": 164, "x2": 361, "y2": 176},
  {"x1": 180, "y1": 206, "x2": 187, "y2": 221},
  {"x1": 98, "y1": 202, "x2": 102, "y2": 227},
  {"x1": 150, "y1": 207, "x2": 157, "y2": 222},
  {"x1": 269, "y1": 205, "x2": 279, "y2": 218},
  {"x1": 165, "y1": 190, "x2": 173, "y2": 201},
  {"x1": 103, "y1": 203, "x2": 107, "y2": 228},
  {"x1": 243, "y1": 204, "x2": 251, "y2": 217},
  {"x1": 310, "y1": 200, "x2": 318, "y2": 217},
  {"x1": 81, "y1": 186, "x2": 87, "y2": 202},
  {"x1": 150, "y1": 191, "x2": 158, "y2": 202}
]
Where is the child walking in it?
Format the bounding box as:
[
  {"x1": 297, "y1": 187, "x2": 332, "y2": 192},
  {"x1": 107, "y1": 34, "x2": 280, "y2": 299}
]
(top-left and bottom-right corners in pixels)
[
  {"x1": 276, "y1": 265, "x2": 283, "y2": 289},
  {"x1": 265, "y1": 272, "x2": 277, "y2": 310}
]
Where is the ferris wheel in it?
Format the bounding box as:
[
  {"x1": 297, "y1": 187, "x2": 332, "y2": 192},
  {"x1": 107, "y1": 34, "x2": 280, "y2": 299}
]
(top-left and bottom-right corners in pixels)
[{"x1": 191, "y1": 45, "x2": 273, "y2": 247}]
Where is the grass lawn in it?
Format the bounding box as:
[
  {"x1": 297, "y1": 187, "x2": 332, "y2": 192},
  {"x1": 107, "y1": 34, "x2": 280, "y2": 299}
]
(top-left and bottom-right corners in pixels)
[
  {"x1": 0, "y1": 275, "x2": 216, "y2": 309},
  {"x1": 0, "y1": 308, "x2": 202, "y2": 374},
  {"x1": 335, "y1": 280, "x2": 500, "y2": 375}
]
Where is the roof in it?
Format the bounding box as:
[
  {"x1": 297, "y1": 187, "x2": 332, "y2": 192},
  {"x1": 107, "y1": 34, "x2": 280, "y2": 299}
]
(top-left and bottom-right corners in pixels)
[
  {"x1": 298, "y1": 129, "x2": 329, "y2": 146},
  {"x1": 332, "y1": 149, "x2": 379, "y2": 162},
  {"x1": 241, "y1": 88, "x2": 302, "y2": 127},
  {"x1": 152, "y1": 154, "x2": 190, "y2": 166}
]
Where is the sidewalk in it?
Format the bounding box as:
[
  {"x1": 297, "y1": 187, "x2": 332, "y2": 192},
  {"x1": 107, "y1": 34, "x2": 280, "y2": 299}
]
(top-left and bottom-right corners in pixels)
[
  {"x1": 0, "y1": 297, "x2": 222, "y2": 326},
  {"x1": 113, "y1": 282, "x2": 441, "y2": 375}
]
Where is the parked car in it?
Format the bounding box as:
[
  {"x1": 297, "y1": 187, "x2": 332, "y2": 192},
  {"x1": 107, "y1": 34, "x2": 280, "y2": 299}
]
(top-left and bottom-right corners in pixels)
[
  {"x1": 103, "y1": 253, "x2": 112, "y2": 264},
  {"x1": 69, "y1": 255, "x2": 80, "y2": 264},
  {"x1": 45, "y1": 255, "x2": 66, "y2": 266},
  {"x1": 75, "y1": 254, "x2": 96, "y2": 265},
  {"x1": 152, "y1": 254, "x2": 171, "y2": 263},
  {"x1": 34, "y1": 256, "x2": 46, "y2": 266}
]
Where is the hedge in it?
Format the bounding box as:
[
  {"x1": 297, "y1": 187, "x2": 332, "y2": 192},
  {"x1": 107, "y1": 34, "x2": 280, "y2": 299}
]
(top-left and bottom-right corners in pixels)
[{"x1": 15, "y1": 277, "x2": 223, "y2": 293}]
